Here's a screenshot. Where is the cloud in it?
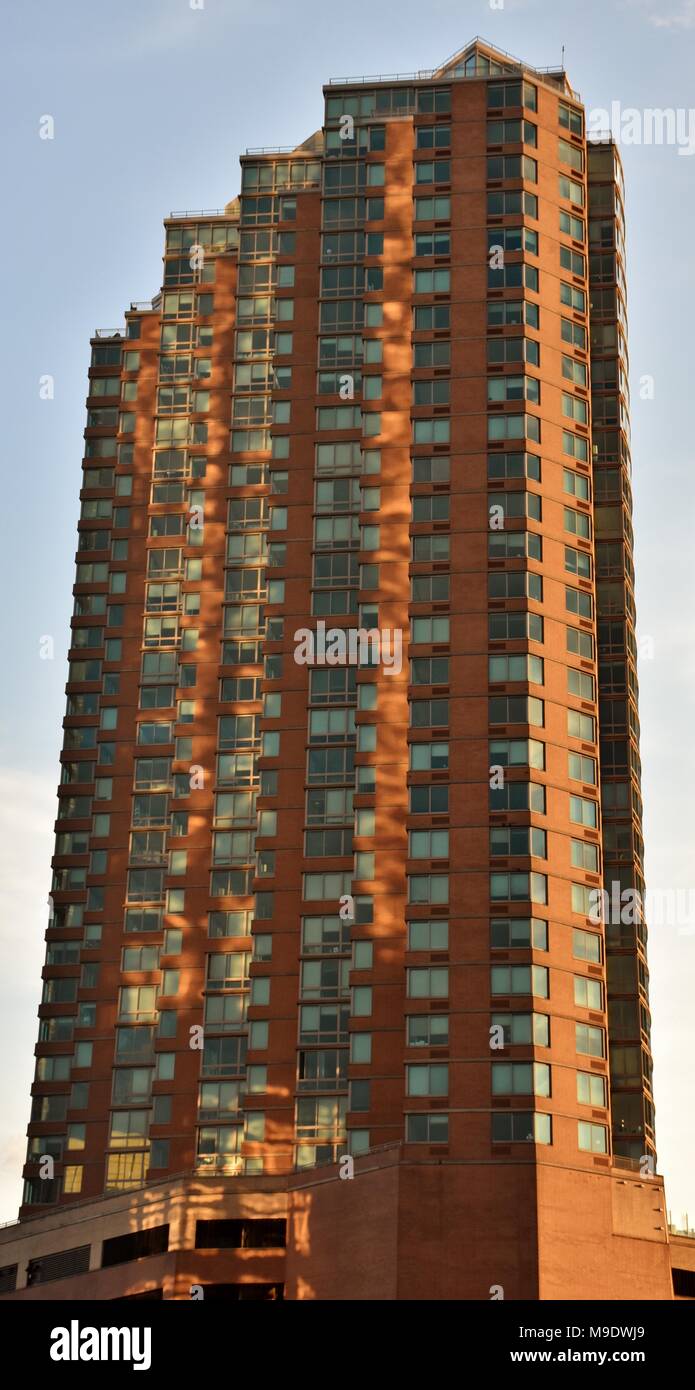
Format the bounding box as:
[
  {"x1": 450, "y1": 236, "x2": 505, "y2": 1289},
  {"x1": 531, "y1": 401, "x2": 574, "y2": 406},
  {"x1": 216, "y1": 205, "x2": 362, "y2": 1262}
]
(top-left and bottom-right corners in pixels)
[
  {"x1": 0, "y1": 1135, "x2": 27, "y2": 1226},
  {"x1": 0, "y1": 769, "x2": 55, "y2": 948},
  {"x1": 0, "y1": 770, "x2": 56, "y2": 1221},
  {"x1": 646, "y1": 0, "x2": 695, "y2": 27},
  {"x1": 621, "y1": 0, "x2": 695, "y2": 29},
  {"x1": 93, "y1": 0, "x2": 290, "y2": 63}
]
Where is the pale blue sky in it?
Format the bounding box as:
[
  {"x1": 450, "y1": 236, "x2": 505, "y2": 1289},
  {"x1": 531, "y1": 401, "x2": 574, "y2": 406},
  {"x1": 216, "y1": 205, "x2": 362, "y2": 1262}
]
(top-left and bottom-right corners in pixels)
[{"x1": 1, "y1": 0, "x2": 694, "y2": 1224}]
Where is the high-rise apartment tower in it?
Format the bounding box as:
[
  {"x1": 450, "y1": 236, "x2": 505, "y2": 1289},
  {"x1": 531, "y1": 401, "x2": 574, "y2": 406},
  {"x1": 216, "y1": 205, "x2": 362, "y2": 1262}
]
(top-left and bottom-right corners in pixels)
[{"x1": 4, "y1": 38, "x2": 691, "y2": 1302}]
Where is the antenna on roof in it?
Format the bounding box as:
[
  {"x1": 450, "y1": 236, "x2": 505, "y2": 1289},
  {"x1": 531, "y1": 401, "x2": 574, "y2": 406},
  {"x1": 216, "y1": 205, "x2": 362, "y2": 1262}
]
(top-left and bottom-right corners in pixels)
[{"x1": 561, "y1": 44, "x2": 565, "y2": 68}]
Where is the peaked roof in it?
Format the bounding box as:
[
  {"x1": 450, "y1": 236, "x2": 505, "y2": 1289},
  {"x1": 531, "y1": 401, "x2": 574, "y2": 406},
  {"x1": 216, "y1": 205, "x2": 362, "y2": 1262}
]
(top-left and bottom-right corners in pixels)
[
  {"x1": 433, "y1": 36, "x2": 573, "y2": 94},
  {"x1": 292, "y1": 130, "x2": 324, "y2": 154},
  {"x1": 435, "y1": 38, "x2": 517, "y2": 77}
]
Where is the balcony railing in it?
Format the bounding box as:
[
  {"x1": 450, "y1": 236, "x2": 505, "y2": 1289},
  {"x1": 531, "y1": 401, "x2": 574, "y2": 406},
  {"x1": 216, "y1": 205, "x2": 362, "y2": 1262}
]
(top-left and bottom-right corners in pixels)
[
  {"x1": 669, "y1": 1220, "x2": 695, "y2": 1238},
  {"x1": 612, "y1": 1154, "x2": 645, "y2": 1173},
  {"x1": 245, "y1": 146, "x2": 302, "y2": 156},
  {"x1": 168, "y1": 208, "x2": 228, "y2": 219}
]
